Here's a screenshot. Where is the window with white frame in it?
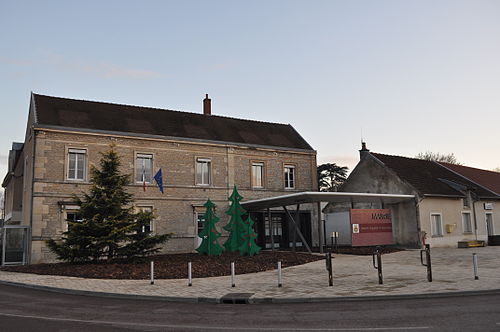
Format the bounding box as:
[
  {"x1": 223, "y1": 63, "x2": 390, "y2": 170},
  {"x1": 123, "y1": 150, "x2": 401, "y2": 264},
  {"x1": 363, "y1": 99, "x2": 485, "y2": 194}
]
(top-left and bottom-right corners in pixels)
[
  {"x1": 137, "y1": 206, "x2": 153, "y2": 233},
  {"x1": 463, "y1": 196, "x2": 471, "y2": 208},
  {"x1": 486, "y1": 213, "x2": 494, "y2": 236},
  {"x1": 135, "y1": 154, "x2": 153, "y2": 183},
  {"x1": 65, "y1": 210, "x2": 83, "y2": 232},
  {"x1": 430, "y1": 214, "x2": 443, "y2": 237},
  {"x1": 194, "y1": 207, "x2": 207, "y2": 247},
  {"x1": 284, "y1": 164, "x2": 295, "y2": 189},
  {"x1": 462, "y1": 212, "x2": 472, "y2": 233},
  {"x1": 196, "y1": 158, "x2": 211, "y2": 185},
  {"x1": 251, "y1": 162, "x2": 264, "y2": 188},
  {"x1": 68, "y1": 149, "x2": 86, "y2": 181}
]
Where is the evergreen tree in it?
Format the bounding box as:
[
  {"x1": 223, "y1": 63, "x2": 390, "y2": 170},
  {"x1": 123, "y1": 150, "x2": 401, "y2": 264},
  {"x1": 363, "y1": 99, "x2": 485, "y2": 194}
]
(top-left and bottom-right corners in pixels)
[
  {"x1": 117, "y1": 209, "x2": 171, "y2": 261},
  {"x1": 196, "y1": 199, "x2": 224, "y2": 256},
  {"x1": 47, "y1": 146, "x2": 169, "y2": 263},
  {"x1": 238, "y1": 215, "x2": 261, "y2": 256},
  {"x1": 223, "y1": 185, "x2": 246, "y2": 252}
]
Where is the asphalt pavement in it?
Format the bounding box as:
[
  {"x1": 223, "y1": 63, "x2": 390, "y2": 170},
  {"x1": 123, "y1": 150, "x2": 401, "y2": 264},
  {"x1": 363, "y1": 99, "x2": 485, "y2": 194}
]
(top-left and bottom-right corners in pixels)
[{"x1": 0, "y1": 283, "x2": 499, "y2": 331}]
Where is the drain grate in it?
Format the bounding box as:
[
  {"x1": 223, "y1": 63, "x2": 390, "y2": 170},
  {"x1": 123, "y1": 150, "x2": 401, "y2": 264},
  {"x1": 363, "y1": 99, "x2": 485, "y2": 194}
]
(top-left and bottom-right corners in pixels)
[{"x1": 220, "y1": 293, "x2": 254, "y2": 304}]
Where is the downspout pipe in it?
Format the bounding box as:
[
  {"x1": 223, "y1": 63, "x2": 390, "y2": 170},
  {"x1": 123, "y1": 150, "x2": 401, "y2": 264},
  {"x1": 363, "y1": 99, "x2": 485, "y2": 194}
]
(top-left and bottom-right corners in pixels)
[
  {"x1": 471, "y1": 191, "x2": 479, "y2": 241},
  {"x1": 28, "y1": 128, "x2": 36, "y2": 264}
]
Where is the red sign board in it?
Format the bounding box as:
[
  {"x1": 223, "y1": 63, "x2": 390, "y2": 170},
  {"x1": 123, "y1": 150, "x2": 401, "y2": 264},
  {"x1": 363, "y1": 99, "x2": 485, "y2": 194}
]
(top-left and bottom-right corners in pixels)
[{"x1": 351, "y1": 209, "x2": 394, "y2": 246}]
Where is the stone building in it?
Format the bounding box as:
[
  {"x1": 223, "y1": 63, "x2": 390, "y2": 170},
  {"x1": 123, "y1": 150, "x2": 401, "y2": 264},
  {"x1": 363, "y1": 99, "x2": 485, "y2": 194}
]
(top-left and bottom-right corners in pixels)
[
  {"x1": 2, "y1": 93, "x2": 317, "y2": 264},
  {"x1": 324, "y1": 143, "x2": 500, "y2": 248}
]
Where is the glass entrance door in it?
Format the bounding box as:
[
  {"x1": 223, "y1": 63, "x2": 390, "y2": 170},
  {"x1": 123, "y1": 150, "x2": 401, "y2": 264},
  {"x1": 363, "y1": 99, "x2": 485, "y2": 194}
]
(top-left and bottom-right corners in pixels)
[
  {"x1": 2, "y1": 226, "x2": 29, "y2": 265},
  {"x1": 264, "y1": 214, "x2": 285, "y2": 248}
]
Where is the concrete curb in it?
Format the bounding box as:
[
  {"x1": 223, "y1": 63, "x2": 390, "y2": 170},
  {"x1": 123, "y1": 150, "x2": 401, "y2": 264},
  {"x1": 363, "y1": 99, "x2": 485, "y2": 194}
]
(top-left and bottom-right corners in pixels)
[{"x1": 1, "y1": 279, "x2": 500, "y2": 304}]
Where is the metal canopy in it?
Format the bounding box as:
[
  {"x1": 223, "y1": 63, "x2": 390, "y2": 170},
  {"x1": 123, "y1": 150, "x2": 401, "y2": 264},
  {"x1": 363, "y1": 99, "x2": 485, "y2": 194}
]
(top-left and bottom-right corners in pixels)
[{"x1": 242, "y1": 192, "x2": 416, "y2": 210}]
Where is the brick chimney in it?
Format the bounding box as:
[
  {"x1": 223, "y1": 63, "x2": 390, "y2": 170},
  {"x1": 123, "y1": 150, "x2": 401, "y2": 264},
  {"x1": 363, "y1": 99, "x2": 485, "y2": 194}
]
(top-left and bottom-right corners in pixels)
[
  {"x1": 203, "y1": 94, "x2": 211, "y2": 115},
  {"x1": 359, "y1": 141, "x2": 370, "y2": 159}
]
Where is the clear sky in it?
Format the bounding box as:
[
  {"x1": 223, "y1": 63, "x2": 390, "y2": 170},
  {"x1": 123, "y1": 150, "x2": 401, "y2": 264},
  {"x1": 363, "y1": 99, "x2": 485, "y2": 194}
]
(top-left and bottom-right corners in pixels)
[{"x1": 1, "y1": 0, "x2": 499, "y2": 186}]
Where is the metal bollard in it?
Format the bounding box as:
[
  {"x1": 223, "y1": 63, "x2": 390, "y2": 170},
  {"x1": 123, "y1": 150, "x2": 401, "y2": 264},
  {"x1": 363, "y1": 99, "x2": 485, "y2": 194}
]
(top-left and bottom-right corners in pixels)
[
  {"x1": 420, "y1": 244, "x2": 433, "y2": 282},
  {"x1": 188, "y1": 262, "x2": 192, "y2": 286},
  {"x1": 325, "y1": 252, "x2": 333, "y2": 286},
  {"x1": 231, "y1": 262, "x2": 235, "y2": 287},
  {"x1": 473, "y1": 253, "x2": 479, "y2": 280},
  {"x1": 331, "y1": 232, "x2": 339, "y2": 254},
  {"x1": 150, "y1": 261, "x2": 154, "y2": 285},
  {"x1": 277, "y1": 261, "x2": 282, "y2": 287},
  {"x1": 372, "y1": 246, "x2": 383, "y2": 284}
]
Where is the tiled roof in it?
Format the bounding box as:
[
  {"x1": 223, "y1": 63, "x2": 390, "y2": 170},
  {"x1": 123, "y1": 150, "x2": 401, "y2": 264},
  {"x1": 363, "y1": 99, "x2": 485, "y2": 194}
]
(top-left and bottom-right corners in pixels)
[
  {"x1": 439, "y1": 162, "x2": 500, "y2": 196},
  {"x1": 371, "y1": 153, "x2": 496, "y2": 198},
  {"x1": 32, "y1": 94, "x2": 314, "y2": 151}
]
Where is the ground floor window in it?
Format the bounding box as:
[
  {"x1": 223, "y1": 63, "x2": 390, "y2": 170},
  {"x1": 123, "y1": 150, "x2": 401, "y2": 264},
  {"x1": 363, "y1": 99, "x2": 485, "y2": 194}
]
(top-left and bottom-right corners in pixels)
[
  {"x1": 65, "y1": 211, "x2": 83, "y2": 232},
  {"x1": 462, "y1": 212, "x2": 472, "y2": 234},
  {"x1": 486, "y1": 213, "x2": 494, "y2": 236},
  {"x1": 136, "y1": 206, "x2": 154, "y2": 233},
  {"x1": 430, "y1": 213, "x2": 443, "y2": 237},
  {"x1": 193, "y1": 207, "x2": 207, "y2": 248}
]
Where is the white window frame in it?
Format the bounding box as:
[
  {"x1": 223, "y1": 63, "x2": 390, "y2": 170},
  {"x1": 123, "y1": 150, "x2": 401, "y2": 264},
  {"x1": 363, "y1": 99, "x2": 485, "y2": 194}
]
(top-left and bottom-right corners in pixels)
[
  {"x1": 284, "y1": 164, "x2": 295, "y2": 189},
  {"x1": 196, "y1": 158, "x2": 211, "y2": 186},
  {"x1": 430, "y1": 213, "x2": 443, "y2": 237},
  {"x1": 485, "y1": 213, "x2": 494, "y2": 236},
  {"x1": 463, "y1": 196, "x2": 471, "y2": 208},
  {"x1": 461, "y1": 211, "x2": 473, "y2": 234},
  {"x1": 135, "y1": 153, "x2": 153, "y2": 184},
  {"x1": 194, "y1": 206, "x2": 207, "y2": 248},
  {"x1": 64, "y1": 207, "x2": 83, "y2": 232},
  {"x1": 251, "y1": 162, "x2": 264, "y2": 188},
  {"x1": 67, "y1": 148, "x2": 87, "y2": 181},
  {"x1": 136, "y1": 206, "x2": 154, "y2": 233}
]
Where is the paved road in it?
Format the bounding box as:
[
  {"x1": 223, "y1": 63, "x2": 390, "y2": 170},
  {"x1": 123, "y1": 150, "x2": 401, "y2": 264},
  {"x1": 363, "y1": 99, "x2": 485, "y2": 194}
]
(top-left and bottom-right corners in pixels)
[{"x1": 0, "y1": 284, "x2": 499, "y2": 331}]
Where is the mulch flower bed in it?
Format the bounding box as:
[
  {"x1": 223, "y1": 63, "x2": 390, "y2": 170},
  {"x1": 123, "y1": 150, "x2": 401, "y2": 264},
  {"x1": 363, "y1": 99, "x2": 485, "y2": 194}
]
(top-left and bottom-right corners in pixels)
[
  {"x1": 1, "y1": 251, "x2": 324, "y2": 280},
  {"x1": 1, "y1": 247, "x2": 402, "y2": 280}
]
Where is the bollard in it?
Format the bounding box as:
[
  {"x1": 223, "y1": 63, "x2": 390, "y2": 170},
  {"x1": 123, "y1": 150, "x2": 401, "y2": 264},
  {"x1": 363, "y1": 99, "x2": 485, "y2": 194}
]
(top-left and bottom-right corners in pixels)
[
  {"x1": 331, "y1": 232, "x2": 339, "y2": 254},
  {"x1": 150, "y1": 261, "x2": 154, "y2": 285},
  {"x1": 188, "y1": 262, "x2": 192, "y2": 286},
  {"x1": 473, "y1": 253, "x2": 479, "y2": 280},
  {"x1": 231, "y1": 262, "x2": 235, "y2": 287},
  {"x1": 277, "y1": 261, "x2": 282, "y2": 287},
  {"x1": 419, "y1": 244, "x2": 433, "y2": 282},
  {"x1": 372, "y1": 246, "x2": 383, "y2": 284},
  {"x1": 325, "y1": 252, "x2": 333, "y2": 286}
]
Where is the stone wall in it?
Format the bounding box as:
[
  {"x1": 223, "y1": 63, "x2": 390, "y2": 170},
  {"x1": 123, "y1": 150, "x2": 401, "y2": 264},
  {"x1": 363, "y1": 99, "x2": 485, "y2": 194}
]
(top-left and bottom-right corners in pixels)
[{"x1": 30, "y1": 129, "x2": 317, "y2": 263}]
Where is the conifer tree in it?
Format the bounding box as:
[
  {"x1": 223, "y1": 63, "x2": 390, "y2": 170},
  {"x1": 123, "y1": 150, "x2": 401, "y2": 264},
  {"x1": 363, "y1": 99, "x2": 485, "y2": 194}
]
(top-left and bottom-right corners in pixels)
[
  {"x1": 223, "y1": 185, "x2": 246, "y2": 252},
  {"x1": 47, "y1": 146, "x2": 169, "y2": 263},
  {"x1": 118, "y1": 209, "x2": 171, "y2": 261},
  {"x1": 238, "y1": 215, "x2": 261, "y2": 256},
  {"x1": 196, "y1": 199, "x2": 224, "y2": 256}
]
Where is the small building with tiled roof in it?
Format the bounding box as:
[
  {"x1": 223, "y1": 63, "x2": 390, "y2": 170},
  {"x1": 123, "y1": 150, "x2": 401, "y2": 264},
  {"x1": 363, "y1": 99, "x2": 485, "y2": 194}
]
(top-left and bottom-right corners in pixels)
[
  {"x1": 439, "y1": 162, "x2": 500, "y2": 196},
  {"x1": 2, "y1": 93, "x2": 318, "y2": 264},
  {"x1": 325, "y1": 143, "x2": 500, "y2": 248}
]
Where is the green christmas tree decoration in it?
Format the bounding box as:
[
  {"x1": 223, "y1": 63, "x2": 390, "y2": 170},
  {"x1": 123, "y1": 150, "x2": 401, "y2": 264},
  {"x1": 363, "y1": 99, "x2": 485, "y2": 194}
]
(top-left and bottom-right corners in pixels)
[
  {"x1": 238, "y1": 214, "x2": 261, "y2": 256},
  {"x1": 223, "y1": 185, "x2": 247, "y2": 252},
  {"x1": 196, "y1": 199, "x2": 224, "y2": 256}
]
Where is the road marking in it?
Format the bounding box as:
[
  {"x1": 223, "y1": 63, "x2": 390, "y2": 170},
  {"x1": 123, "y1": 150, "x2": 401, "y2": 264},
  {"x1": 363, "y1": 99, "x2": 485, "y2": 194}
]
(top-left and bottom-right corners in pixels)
[{"x1": 0, "y1": 312, "x2": 429, "y2": 331}]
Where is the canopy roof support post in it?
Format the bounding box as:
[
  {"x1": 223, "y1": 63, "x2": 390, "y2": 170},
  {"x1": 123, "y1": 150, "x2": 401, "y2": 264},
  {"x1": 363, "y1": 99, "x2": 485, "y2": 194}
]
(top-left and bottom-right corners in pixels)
[
  {"x1": 267, "y1": 208, "x2": 274, "y2": 251},
  {"x1": 292, "y1": 204, "x2": 300, "y2": 252},
  {"x1": 283, "y1": 206, "x2": 312, "y2": 254},
  {"x1": 318, "y1": 201, "x2": 323, "y2": 254}
]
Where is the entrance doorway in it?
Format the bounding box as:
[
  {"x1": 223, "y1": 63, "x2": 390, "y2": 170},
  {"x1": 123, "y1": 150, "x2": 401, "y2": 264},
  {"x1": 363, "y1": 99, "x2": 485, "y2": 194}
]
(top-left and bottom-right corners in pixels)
[
  {"x1": 252, "y1": 211, "x2": 311, "y2": 250},
  {"x1": 1, "y1": 226, "x2": 29, "y2": 265}
]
